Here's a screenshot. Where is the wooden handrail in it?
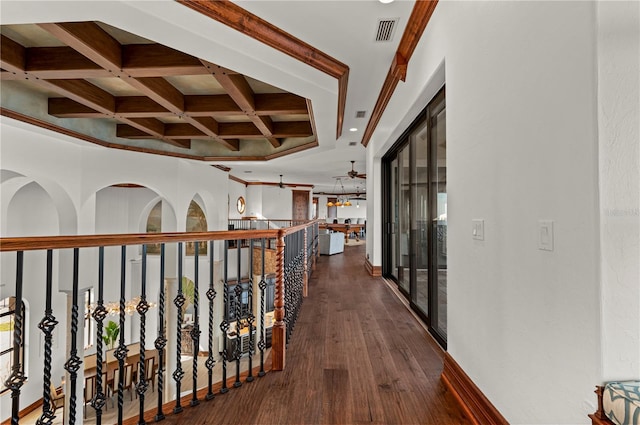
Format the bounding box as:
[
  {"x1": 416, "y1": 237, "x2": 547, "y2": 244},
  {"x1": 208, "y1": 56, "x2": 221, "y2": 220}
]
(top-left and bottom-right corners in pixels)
[
  {"x1": 0, "y1": 220, "x2": 322, "y2": 252},
  {"x1": 0, "y1": 229, "x2": 278, "y2": 252}
]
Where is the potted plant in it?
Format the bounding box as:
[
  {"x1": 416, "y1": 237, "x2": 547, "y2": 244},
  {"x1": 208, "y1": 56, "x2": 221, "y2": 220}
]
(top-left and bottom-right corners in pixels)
[{"x1": 102, "y1": 320, "x2": 119, "y2": 350}]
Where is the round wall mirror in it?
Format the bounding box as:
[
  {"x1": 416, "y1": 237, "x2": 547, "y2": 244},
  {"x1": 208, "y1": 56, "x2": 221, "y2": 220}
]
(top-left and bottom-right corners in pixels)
[{"x1": 236, "y1": 196, "x2": 246, "y2": 214}]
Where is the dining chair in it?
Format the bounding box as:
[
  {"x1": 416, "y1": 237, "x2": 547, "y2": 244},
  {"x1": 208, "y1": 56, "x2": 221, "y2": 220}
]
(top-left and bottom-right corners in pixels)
[
  {"x1": 83, "y1": 375, "x2": 96, "y2": 418},
  {"x1": 112, "y1": 363, "x2": 134, "y2": 402},
  {"x1": 144, "y1": 356, "x2": 156, "y2": 392},
  {"x1": 50, "y1": 382, "x2": 65, "y2": 423},
  {"x1": 99, "y1": 371, "x2": 111, "y2": 410}
]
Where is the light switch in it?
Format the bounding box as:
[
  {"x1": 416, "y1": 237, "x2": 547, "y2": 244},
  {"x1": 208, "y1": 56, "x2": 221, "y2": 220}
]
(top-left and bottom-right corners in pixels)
[
  {"x1": 538, "y1": 220, "x2": 554, "y2": 251},
  {"x1": 472, "y1": 219, "x2": 484, "y2": 241}
]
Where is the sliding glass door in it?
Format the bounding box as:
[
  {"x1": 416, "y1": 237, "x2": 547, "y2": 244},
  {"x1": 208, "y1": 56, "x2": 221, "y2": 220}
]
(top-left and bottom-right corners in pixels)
[{"x1": 383, "y1": 88, "x2": 447, "y2": 346}]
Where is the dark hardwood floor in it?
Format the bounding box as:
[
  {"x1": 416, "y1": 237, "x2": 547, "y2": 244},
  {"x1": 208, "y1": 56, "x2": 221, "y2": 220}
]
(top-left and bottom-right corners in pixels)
[{"x1": 161, "y1": 244, "x2": 470, "y2": 425}]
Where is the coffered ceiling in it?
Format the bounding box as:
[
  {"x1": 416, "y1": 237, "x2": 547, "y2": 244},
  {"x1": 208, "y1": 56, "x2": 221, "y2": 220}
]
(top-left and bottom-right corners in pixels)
[{"x1": 1, "y1": 21, "x2": 316, "y2": 159}]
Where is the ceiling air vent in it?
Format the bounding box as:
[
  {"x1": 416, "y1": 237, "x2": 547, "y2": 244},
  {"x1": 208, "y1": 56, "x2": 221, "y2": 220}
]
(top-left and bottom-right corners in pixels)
[
  {"x1": 355, "y1": 110, "x2": 366, "y2": 119},
  {"x1": 349, "y1": 142, "x2": 357, "y2": 146},
  {"x1": 375, "y1": 18, "x2": 398, "y2": 42}
]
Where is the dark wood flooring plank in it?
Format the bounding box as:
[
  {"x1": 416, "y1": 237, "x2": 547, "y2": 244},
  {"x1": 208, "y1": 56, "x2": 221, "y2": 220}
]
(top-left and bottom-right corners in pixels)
[{"x1": 159, "y1": 244, "x2": 470, "y2": 425}]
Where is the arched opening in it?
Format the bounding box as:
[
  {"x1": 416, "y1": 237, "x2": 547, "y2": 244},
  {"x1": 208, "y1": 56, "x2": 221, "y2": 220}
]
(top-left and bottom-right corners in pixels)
[{"x1": 185, "y1": 199, "x2": 207, "y2": 255}]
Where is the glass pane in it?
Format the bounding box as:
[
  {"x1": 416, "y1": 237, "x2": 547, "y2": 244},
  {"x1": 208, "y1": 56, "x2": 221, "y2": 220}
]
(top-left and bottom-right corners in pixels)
[
  {"x1": 397, "y1": 146, "x2": 410, "y2": 293},
  {"x1": 431, "y1": 107, "x2": 447, "y2": 337},
  {"x1": 390, "y1": 157, "x2": 399, "y2": 281},
  {"x1": 411, "y1": 120, "x2": 429, "y2": 315}
]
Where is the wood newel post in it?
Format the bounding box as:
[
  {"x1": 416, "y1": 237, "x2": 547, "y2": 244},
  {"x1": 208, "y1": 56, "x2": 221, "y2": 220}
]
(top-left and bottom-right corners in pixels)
[
  {"x1": 303, "y1": 227, "x2": 309, "y2": 298},
  {"x1": 272, "y1": 229, "x2": 286, "y2": 371}
]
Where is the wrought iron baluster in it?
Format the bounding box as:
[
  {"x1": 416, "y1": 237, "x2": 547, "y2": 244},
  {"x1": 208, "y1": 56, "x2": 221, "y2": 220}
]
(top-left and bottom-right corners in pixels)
[
  {"x1": 173, "y1": 242, "x2": 185, "y2": 414},
  {"x1": 233, "y1": 239, "x2": 242, "y2": 388},
  {"x1": 219, "y1": 240, "x2": 229, "y2": 394},
  {"x1": 37, "y1": 250, "x2": 58, "y2": 425},
  {"x1": 137, "y1": 244, "x2": 150, "y2": 425},
  {"x1": 115, "y1": 246, "x2": 129, "y2": 425},
  {"x1": 205, "y1": 240, "x2": 216, "y2": 400},
  {"x1": 90, "y1": 247, "x2": 107, "y2": 425},
  {"x1": 258, "y1": 238, "x2": 266, "y2": 377},
  {"x1": 7, "y1": 251, "x2": 26, "y2": 425},
  {"x1": 190, "y1": 242, "x2": 201, "y2": 407},
  {"x1": 62, "y1": 248, "x2": 83, "y2": 425},
  {"x1": 154, "y1": 244, "x2": 167, "y2": 421},
  {"x1": 246, "y1": 238, "x2": 255, "y2": 383}
]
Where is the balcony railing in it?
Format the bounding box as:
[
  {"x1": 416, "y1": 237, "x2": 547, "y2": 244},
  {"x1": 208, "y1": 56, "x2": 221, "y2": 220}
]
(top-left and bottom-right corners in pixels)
[{"x1": 0, "y1": 220, "x2": 319, "y2": 425}]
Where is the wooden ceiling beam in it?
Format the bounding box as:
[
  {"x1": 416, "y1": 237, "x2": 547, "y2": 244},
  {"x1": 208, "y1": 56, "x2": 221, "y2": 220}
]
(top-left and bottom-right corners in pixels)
[
  {"x1": 126, "y1": 76, "x2": 184, "y2": 112},
  {"x1": 0, "y1": 35, "x2": 26, "y2": 74},
  {"x1": 38, "y1": 22, "x2": 122, "y2": 71},
  {"x1": 49, "y1": 93, "x2": 311, "y2": 119},
  {"x1": 272, "y1": 121, "x2": 313, "y2": 137},
  {"x1": 220, "y1": 139, "x2": 240, "y2": 151},
  {"x1": 122, "y1": 44, "x2": 209, "y2": 77},
  {"x1": 117, "y1": 123, "x2": 236, "y2": 151},
  {"x1": 164, "y1": 123, "x2": 205, "y2": 139},
  {"x1": 4, "y1": 43, "x2": 206, "y2": 79},
  {"x1": 254, "y1": 93, "x2": 308, "y2": 115},
  {"x1": 206, "y1": 61, "x2": 282, "y2": 147},
  {"x1": 179, "y1": 0, "x2": 348, "y2": 138},
  {"x1": 115, "y1": 97, "x2": 172, "y2": 117},
  {"x1": 209, "y1": 65, "x2": 256, "y2": 112},
  {"x1": 37, "y1": 22, "x2": 216, "y2": 150},
  {"x1": 185, "y1": 94, "x2": 243, "y2": 116},
  {"x1": 25, "y1": 47, "x2": 111, "y2": 79},
  {"x1": 49, "y1": 97, "x2": 173, "y2": 118},
  {"x1": 44, "y1": 79, "x2": 116, "y2": 114},
  {"x1": 49, "y1": 98, "x2": 101, "y2": 118}
]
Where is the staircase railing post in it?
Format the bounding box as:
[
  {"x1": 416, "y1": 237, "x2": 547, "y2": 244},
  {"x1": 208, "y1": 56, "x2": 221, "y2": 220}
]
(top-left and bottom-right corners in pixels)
[{"x1": 272, "y1": 229, "x2": 286, "y2": 371}]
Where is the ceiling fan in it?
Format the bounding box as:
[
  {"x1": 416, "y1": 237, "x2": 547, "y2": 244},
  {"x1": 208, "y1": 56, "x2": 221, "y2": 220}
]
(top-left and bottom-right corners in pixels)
[
  {"x1": 348, "y1": 161, "x2": 366, "y2": 179},
  {"x1": 334, "y1": 161, "x2": 366, "y2": 179}
]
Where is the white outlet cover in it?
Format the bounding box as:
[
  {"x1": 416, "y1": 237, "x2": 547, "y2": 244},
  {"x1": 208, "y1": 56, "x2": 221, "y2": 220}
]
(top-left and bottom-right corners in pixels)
[{"x1": 538, "y1": 220, "x2": 554, "y2": 251}]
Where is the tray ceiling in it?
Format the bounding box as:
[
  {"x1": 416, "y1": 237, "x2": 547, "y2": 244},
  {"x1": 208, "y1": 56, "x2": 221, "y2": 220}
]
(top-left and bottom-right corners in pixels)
[{"x1": 0, "y1": 21, "x2": 316, "y2": 159}]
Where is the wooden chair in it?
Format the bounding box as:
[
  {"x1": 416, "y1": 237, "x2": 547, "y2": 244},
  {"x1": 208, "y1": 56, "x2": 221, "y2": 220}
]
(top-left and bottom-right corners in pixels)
[
  {"x1": 99, "y1": 371, "x2": 111, "y2": 410},
  {"x1": 83, "y1": 375, "x2": 96, "y2": 419},
  {"x1": 50, "y1": 383, "x2": 65, "y2": 423},
  {"x1": 145, "y1": 356, "x2": 156, "y2": 392},
  {"x1": 112, "y1": 363, "x2": 134, "y2": 402}
]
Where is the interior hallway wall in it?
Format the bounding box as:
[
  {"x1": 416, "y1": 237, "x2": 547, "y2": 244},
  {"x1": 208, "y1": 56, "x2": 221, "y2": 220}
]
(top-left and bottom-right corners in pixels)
[{"x1": 364, "y1": 2, "x2": 629, "y2": 423}]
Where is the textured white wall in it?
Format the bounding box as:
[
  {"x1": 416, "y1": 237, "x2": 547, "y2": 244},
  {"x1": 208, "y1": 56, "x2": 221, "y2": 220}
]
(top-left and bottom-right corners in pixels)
[
  {"x1": 597, "y1": 1, "x2": 640, "y2": 382},
  {"x1": 367, "y1": 2, "x2": 612, "y2": 423},
  {"x1": 228, "y1": 179, "x2": 247, "y2": 220},
  {"x1": 261, "y1": 186, "x2": 293, "y2": 219}
]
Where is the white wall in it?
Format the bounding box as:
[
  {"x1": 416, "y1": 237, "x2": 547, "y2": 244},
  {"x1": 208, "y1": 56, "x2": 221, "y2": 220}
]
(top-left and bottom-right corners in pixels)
[
  {"x1": 228, "y1": 179, "x2": 247, "y2": 220},
  {"x1": 597, "y1": 1, "x2": 640, "y2": 382},
  {"x1": 366, "y1": 2, "x2": 620, "y2": 423},
  {"x1": 261, "y1": 186, "x2": 293, "y2": 219}
]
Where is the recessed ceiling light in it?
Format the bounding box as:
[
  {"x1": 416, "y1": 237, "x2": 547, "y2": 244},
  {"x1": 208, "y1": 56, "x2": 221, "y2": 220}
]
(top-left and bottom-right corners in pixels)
[
  {"x1": 349, "y1": 128, "x2": 358, "y2": 132},
  {"x1": 379, "y1": 0, "x2": 394, "y2": 3}
]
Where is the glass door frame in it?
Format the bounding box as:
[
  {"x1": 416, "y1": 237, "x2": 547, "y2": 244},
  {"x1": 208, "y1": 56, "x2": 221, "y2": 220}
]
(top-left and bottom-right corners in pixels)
[{"x1": 381, "y1": 86, "x2": 446, "y2": 348}]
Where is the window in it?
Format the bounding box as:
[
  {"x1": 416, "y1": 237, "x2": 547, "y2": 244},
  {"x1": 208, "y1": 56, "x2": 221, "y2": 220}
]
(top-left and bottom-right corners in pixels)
[
  {"x1": 83, "y1": 288, "x2": 94, "y2": 349},
  {"x1": 0, "y1": 297, "x2": 25, "y2": 395},
  {"x1": 186, "y1": 200, "x2": 207, "y2": 255}
]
